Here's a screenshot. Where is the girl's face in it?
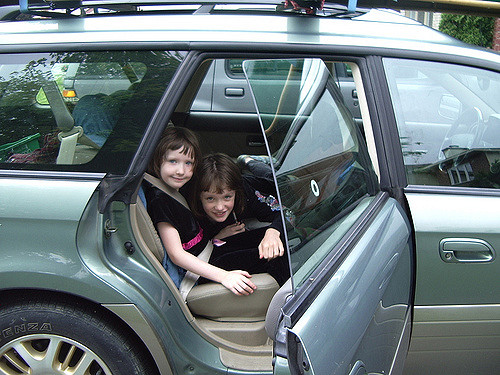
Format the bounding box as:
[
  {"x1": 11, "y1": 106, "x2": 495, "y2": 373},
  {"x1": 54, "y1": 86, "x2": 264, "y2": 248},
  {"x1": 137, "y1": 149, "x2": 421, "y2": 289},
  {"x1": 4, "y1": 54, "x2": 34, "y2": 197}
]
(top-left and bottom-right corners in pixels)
[
  {"x1": 160, "y1": 148, "x2": 194, "y2": 191},
  {"x1": 200, "y1": 186, "x2": 235, "y2": 222}
]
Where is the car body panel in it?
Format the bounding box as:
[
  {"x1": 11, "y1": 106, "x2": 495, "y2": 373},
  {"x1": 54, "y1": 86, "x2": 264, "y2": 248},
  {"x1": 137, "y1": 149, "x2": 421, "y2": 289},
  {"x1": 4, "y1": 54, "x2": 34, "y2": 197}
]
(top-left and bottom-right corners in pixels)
[
  {"x1": 402, "y1": 191, "x2": 500, "y2": 374},
  {"x1": 0, "y1": 173, "x2": 128, "y2": 302},
  {"x1": 404, "y1": 304, "x2": 500, "y2": 375},
  {"x1": 0, "y1": 11, "x2": 495, "y2": 63}
]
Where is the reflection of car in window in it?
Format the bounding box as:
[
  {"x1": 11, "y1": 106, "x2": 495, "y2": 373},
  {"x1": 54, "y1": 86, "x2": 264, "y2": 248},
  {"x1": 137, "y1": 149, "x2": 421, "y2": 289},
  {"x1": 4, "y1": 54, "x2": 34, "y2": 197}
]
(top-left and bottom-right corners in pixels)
[{"x1": 192, "y1": 59, "x2": 362, "y2": 126}]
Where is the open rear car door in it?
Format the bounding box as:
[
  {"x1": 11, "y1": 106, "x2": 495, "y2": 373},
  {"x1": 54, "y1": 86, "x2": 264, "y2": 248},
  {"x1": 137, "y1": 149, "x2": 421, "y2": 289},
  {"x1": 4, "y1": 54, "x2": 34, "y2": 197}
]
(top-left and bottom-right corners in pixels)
[{"x1": 243, "y1": 58, "x2": 414, "y2": 375}]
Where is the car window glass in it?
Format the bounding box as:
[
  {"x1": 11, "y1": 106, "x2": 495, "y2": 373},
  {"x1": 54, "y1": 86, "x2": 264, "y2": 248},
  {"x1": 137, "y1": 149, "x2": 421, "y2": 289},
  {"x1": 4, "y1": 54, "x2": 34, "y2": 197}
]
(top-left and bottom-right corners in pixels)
[
  {"x1": 190, "y1": 59, "x2": 362, "y2": 140},
  {"x1": 384, "y1": 58, "x2": 500, "y2": 188},
  {"x1": 243, "y1": 58, "x2": 378, "y2": 288},
  {"x1": 0, "y1": 51, "x2": 184, "y2": 173}
]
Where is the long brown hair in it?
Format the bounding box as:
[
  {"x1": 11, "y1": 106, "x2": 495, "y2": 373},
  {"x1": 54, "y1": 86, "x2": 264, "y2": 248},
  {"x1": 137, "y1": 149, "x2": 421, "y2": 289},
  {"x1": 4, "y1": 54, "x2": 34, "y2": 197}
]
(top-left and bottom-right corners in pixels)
[
  {"x1": 149, "y1": 127, "x2": 201, "y2": 178},
  {"x1": 192, "y1": 153, "x2": 245, "y2": 219}
]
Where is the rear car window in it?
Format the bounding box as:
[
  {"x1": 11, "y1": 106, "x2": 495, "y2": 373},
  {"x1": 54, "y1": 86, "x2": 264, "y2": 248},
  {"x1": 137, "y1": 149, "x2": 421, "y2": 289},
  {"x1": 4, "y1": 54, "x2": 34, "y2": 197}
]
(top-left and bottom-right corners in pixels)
[{"x1": 0, "y1": 51, "x2": 185, "y2": 174}]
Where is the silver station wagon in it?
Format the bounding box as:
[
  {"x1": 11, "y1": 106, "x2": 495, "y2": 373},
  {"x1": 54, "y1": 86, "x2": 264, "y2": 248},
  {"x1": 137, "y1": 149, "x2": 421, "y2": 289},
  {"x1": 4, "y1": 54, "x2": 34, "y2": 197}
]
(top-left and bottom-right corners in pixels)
[{"x1": 0, "y1": 0, "x2": 499, "y2": 374}]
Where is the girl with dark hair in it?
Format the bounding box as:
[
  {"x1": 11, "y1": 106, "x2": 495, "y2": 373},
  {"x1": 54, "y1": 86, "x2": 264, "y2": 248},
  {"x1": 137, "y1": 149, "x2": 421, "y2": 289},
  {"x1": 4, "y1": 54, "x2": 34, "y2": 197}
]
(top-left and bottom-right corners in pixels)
[
  {"x1": 193, "y1": 153, "x2": 290, "y2": 286},
  {"x1": 143, "y1": 128, "x2": 257, "y2": 296}
]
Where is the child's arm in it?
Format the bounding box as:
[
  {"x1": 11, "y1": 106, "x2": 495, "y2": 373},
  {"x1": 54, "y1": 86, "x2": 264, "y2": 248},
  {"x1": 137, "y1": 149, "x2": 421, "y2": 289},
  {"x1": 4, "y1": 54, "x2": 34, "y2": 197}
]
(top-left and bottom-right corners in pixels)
[
  {"x1": 214, "y1": 222, "x2": 246, "y2": 240},
  {"x1": 157, "y1": 221, "x2": 257, "y2": 295},
  {"x1": 243, "y1": 183, "x2": 285, "y2": 260}
]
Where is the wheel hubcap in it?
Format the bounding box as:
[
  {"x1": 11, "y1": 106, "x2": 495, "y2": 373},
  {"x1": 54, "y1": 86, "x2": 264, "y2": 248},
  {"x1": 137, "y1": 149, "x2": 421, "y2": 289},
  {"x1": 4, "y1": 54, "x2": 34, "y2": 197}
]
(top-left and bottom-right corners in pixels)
[{"x1": 0, "y1": 334, "x2": 112, "y2": 374}]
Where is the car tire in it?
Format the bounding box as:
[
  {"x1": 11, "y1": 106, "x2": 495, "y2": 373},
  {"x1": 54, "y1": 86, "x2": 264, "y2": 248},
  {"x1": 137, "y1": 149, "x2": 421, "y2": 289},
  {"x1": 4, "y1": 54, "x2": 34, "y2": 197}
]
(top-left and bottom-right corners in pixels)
[{"x1": 0, "y1": 298, "x2": 158, "y2": 375}]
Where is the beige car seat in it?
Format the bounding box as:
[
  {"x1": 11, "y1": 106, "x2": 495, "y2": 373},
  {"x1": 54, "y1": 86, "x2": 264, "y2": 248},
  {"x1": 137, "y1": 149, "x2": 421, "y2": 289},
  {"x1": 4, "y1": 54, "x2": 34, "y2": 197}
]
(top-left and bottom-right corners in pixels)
[{"x1": 134, "y1": 174, "x2": 279, "y2": 321}]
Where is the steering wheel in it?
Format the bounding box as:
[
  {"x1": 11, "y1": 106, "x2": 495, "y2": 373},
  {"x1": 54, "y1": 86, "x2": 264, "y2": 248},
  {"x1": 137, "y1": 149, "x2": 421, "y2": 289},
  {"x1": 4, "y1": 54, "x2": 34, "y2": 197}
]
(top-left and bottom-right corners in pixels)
[{"x1": 439, "y1": 107, "x2": 484, "y2": 160}]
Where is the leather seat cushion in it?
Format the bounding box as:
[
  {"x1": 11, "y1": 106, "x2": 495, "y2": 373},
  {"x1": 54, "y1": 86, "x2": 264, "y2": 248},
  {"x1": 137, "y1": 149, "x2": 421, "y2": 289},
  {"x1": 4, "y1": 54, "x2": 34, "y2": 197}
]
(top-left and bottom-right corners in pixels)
[{"x1": 186, "y1": 273, "x2": 279, "y2": 320}]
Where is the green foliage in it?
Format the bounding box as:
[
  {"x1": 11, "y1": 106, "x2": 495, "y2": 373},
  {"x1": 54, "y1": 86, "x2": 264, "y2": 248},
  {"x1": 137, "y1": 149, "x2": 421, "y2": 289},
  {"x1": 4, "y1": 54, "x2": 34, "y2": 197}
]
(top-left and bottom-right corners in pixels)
[{"x1": 439, "y1": 14, "x2": 494, "y2": 48}]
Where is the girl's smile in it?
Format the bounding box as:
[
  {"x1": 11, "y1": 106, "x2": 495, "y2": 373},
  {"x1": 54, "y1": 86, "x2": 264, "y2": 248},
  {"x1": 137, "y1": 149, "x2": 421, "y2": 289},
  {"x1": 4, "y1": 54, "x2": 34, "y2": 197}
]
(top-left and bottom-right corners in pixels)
[
  {"x1": 200, "y1": 188, "x2": 236, "y2": 223},
  {"x1": 160, "y1": 148, "x2": 194, "y2": 191}
]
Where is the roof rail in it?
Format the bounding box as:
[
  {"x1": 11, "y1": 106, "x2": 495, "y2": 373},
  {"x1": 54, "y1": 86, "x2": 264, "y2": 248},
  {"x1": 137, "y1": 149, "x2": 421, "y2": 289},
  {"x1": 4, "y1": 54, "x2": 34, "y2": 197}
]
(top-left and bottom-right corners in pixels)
[
  {"x1": 7, "y1": 0, "x2": 500, "y2": 18},
  {"x1": 13, "y1": 0, "x2": 364, "y2": 18}
]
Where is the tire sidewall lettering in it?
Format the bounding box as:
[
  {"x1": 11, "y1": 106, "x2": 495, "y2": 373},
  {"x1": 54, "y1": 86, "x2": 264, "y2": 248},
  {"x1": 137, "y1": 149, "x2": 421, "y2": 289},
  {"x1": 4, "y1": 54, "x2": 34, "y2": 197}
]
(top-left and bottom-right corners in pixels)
[{"x1": 1, "y1": 322, "x2": 53, "y2": 343}]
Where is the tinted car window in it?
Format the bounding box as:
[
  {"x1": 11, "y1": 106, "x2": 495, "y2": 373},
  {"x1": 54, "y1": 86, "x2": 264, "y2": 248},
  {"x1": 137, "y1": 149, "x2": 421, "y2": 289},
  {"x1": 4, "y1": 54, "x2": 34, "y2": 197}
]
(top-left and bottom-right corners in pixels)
[
  {"x1": 0, "y1": 51, "x2": 184, "y2": 173},
  {"x1": 384, "y1": 58, "x2": 500, "y2": 188},
  {"x1": 244, "y1": 59, "x2": 378, "y2": 287}
]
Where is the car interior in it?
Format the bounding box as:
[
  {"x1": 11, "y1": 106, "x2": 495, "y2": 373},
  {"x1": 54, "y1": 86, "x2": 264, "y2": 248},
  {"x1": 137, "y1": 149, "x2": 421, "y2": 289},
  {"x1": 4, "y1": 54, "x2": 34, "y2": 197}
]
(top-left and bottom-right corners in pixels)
[{"x1": 128, "y1": 58, "x2": 292, "y2": 371}]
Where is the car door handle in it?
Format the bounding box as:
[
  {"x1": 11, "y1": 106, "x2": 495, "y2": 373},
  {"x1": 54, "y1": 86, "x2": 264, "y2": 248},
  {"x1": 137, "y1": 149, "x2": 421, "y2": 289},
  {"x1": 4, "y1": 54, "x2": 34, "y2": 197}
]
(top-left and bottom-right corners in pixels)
[
  {"x1": 225, "y1": 87, "x2": 244, "y2": 97},
  {"x1": 246, "y1": 135, "x2": 265, "y2": 147},
  {"x1": 439, "y1": 238, "x2": 496, "y2": 263}
]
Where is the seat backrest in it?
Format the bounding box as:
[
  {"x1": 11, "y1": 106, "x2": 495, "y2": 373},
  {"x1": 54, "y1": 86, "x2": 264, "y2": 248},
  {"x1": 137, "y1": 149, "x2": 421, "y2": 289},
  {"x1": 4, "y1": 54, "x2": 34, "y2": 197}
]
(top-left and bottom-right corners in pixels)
[{"x1": 135, "y1": 187, "x2": 165, "y2": 263}]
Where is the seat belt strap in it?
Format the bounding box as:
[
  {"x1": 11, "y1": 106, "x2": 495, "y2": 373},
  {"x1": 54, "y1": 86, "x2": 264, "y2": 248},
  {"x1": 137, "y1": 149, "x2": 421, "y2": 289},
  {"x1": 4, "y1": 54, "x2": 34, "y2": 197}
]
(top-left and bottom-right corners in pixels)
[{"x1": 143, "y1": 173, "x2": 213, "y2": 300}]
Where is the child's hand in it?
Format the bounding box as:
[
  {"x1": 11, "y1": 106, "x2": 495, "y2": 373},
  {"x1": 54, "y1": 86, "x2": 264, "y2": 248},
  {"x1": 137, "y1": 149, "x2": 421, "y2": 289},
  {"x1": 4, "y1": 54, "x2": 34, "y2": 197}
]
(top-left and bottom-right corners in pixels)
[
  {"x1": 221, "y1": 270, "x2": 256, "y2": 295},
  {"x1": 215, "y1": 222, "x2": 245, "y2": 239},
  {"x1": 259, "y1": 228, "x2": 284, "y2": 260}
]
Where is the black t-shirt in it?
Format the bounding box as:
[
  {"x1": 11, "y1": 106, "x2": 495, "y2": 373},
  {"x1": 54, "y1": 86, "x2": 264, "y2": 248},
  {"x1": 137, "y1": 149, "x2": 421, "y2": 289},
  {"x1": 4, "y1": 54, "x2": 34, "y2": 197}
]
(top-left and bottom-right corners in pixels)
[{"x1": 142, "y1": 181, "x2": 208, "y2": 257}]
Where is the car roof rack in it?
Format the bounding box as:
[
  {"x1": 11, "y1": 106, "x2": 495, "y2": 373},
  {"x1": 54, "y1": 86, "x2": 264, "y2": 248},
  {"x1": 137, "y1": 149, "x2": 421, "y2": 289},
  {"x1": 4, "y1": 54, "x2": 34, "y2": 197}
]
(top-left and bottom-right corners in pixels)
[
  {"x1": 9, "y1": 0, "x2": 369, "y2": 18},
  {"x1": 4, "y1": 0, "x2": 500, "y2": 19}
]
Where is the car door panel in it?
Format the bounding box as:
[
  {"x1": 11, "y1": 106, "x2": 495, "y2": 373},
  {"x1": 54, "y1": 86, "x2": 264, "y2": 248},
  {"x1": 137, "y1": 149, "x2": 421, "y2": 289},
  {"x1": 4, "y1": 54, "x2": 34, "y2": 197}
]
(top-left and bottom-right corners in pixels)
[
  {"x1": 402, "y1": 192, "x2": 500, "y2": 375},
  {"x1": 277, "y1": 196, "x2": 412, "y2": 375},
  {"x1": 407, "y1": 192, "x2": 499, "y2": 305},
  {"x1": 405, "y1": 304, "x2": 500, "y2": 375},
  {"x1": 242, "y1": 57, "x2": 412, "y2": 375}
]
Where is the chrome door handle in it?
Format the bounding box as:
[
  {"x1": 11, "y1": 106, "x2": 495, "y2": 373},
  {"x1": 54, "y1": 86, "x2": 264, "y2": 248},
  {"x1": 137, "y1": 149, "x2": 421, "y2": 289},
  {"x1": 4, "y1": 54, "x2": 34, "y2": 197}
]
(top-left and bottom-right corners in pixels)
[{"x1": 439, "y1": 238, "x2": 496, "y2": 263}]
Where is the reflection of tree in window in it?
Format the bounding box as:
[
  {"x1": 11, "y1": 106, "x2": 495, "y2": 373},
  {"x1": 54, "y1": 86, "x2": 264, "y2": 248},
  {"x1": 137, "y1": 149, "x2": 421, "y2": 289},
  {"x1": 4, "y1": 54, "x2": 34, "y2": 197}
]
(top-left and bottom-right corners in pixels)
[{"x1": 0, "y1": 51, "x2": 185, "y2": 171}]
